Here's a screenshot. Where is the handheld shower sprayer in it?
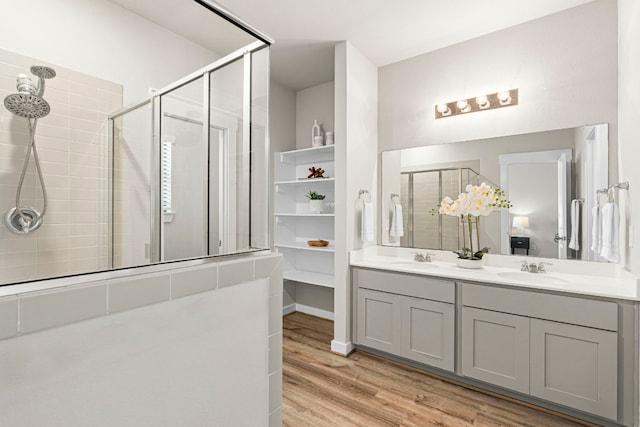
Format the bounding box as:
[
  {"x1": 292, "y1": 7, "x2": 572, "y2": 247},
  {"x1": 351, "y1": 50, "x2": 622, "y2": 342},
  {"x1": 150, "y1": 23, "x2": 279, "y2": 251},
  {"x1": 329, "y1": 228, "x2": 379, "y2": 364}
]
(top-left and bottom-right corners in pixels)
[{"x1": 3, "y1": 65, "x2": 56, "y2": 234}]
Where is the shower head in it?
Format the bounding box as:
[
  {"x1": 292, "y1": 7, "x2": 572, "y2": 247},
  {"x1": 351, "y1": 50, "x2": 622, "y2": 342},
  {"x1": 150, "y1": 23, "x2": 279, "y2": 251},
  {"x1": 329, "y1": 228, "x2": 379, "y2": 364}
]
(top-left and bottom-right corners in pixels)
[
  {"x1": 3, "y1": 93, "x2": 51, "y2": 119},
  {"x1": 30, "y1": 65, "x2": 56, "y2": 79}
]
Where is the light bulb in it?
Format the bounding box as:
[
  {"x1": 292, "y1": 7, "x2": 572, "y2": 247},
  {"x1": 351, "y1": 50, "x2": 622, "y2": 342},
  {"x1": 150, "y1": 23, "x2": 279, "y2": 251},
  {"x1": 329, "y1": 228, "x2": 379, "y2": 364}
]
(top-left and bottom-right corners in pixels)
[
  {"x1": 456, "y1": 99, "x2": 470, "y2": 112},
  {"x1": 436, "y1": 103, "x2": 451, "y2": 116},
  {"x1": 497, "y1": 90, "x2": 511, "y2": 105},
  {"x1": 476, "y1": 95, "x2": 489, "y2": 108}
]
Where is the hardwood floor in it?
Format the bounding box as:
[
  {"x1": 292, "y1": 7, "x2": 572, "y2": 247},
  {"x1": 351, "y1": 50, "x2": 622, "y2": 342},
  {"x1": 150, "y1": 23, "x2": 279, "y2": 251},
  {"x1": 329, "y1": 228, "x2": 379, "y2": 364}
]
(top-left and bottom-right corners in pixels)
[{"x1": 282, "y1": 312, "x2": 597, "y2": 427}]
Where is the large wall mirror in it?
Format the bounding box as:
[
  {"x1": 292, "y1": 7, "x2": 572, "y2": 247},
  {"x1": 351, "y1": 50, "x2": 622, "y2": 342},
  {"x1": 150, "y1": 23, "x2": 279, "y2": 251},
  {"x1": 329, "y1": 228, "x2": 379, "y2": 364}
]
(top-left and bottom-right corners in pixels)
[
  {"x1": 381, "y1": 124, "x2": 613, "y2": 262},
  {"x1": 0, "y1": 0, "x2": 270, "y2": 286}
]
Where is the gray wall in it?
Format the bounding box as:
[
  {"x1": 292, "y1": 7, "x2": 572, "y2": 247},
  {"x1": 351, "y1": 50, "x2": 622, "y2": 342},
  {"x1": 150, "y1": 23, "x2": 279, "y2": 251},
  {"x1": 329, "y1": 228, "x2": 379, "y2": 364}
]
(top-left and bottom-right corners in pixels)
[{"x1": 378, "y1": 0, "x2": 617, "y2": 152}]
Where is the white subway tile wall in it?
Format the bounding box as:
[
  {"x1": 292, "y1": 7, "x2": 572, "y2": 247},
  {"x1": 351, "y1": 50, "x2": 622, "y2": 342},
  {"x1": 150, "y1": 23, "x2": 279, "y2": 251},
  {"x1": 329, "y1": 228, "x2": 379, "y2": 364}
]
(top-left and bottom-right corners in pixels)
[{"x1": 0, "y1": 48, "x2": 122, "y2": 284}]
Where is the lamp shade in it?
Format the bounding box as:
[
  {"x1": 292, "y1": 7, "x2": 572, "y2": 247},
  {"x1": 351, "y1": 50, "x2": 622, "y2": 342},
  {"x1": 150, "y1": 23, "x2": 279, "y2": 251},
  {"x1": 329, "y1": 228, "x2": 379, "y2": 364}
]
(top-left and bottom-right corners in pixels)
[{"x1": 512, "y1": 216, "x2": 530, "y2": 229}]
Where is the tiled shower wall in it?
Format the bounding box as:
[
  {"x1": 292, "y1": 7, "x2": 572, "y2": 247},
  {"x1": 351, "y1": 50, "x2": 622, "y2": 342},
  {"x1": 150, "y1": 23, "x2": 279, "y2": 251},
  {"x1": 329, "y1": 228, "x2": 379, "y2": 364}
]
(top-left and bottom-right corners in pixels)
[{"x1": 0, "y1": 48, "x2": 122, "y2": 284}]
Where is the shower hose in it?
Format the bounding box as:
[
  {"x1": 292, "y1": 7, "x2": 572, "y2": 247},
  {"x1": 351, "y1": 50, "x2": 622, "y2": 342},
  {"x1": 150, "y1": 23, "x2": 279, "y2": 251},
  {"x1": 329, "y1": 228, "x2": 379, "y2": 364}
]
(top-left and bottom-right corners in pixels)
[{"x1": 14, "y1": 118, "x2": 47, "y2": 227}]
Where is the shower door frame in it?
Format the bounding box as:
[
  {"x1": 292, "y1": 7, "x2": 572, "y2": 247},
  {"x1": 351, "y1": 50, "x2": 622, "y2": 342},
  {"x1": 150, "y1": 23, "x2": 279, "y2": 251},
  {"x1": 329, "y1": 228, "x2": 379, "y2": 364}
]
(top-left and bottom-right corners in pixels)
[{"x1": 108, "y1": 40, "x2": 269, "y2": 266}]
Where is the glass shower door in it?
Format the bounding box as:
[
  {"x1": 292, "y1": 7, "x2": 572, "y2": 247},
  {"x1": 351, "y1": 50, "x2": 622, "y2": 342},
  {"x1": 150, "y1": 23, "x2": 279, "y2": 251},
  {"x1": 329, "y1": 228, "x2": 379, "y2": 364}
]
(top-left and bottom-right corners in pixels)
[{"x1": 159, "y1": 76, "x2": 207, "y2": 261}]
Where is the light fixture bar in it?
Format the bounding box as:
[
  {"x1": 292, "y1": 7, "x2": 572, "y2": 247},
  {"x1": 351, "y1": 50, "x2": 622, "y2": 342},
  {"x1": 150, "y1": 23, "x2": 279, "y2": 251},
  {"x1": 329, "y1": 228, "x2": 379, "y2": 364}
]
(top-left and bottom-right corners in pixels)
[{"x1": 435, "y1": 88, "x2": 519, "y2": 119}]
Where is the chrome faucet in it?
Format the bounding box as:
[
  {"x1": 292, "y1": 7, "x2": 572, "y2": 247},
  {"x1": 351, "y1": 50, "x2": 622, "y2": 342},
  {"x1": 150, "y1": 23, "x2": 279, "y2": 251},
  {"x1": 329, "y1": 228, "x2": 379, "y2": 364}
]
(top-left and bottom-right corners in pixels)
[
  {"x1": 537, "y1": 261, "x2": 551, "y2": 273},
  {"x1": 520, "y1": 260, "x2": 529, "y2": 272},
  {"x1": 528, "y1": 263, "x2": 539, "y2": 273},
  {"x1": 412, "y1": 251, "x2": 432, "y2": 262}
]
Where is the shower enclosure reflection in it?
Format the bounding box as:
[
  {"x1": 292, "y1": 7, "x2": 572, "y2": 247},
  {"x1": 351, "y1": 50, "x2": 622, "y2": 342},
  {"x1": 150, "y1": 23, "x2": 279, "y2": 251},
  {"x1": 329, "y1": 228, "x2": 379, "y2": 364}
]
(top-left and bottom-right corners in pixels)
[{"x1": 399, "y1": 166, "x2": 481, "y2": 250}]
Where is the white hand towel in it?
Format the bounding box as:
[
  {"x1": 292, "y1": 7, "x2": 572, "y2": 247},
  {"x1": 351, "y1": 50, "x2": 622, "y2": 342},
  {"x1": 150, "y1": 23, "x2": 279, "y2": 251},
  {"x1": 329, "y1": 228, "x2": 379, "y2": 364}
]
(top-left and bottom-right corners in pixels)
[
  {"x1": 568, "y1": 199, "x2": 580, "y2": 250},
  {"x1": 389, "y1": 204, "x2": 404, "y2": 238},
  {"x1": 590, "y1": 205, "x2": 601, "y2": 254},
  {"x1": 599, "y1": 202, "x2": 620, "y2": 263},
  {"x1": 361, "y1": 201, "x2": 374, "y2": 242}
]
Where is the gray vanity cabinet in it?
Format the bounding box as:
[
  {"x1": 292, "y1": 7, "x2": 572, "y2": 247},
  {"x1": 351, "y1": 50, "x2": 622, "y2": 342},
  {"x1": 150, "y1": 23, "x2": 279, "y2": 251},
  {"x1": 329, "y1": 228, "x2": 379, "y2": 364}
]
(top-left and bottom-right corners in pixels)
[
  {"x1": 461, "y1": 307, "x2": 530, "y2": 394},
  {"x1": 461, "y1": 282, "x2": 618, "y2": 420},
  {"x1": 530, "y1": 319, "x2": 617, "y2": 420},
  {"x1": 354, "y1": 268, "x2": 455, "y2": 371},
  {"x1": 357, "y1": 288, "x2": 402, "y2": 353}
]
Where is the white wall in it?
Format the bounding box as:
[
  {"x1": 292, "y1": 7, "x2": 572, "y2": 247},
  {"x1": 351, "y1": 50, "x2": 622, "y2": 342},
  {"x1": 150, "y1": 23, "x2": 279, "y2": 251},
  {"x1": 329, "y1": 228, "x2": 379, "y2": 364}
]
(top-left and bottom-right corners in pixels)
[
  {"x1": 0, "y1": 254, "x2": 284, "y2": 426},
  {"x1": 334, "y1": 41, "x2": 378, "y2": 353},
  {"x1": 295, "y1": 81, "x2": 335, "y2": 149},
  {"x1": 0, "y1": 0, "x2": 220, "y2": 105},
  {"x1": 618, "y1": 0, "x2": 640, "y2": 275},
  {"x1": 378, "y1": 0, "x2": 617, "y2": 152}
]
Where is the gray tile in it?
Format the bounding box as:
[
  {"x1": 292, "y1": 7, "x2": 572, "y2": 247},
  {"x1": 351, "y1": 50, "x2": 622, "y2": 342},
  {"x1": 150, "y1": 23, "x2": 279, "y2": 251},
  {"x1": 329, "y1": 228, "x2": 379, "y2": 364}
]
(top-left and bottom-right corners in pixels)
[
  {"x1": 218, "y1": 260, "x2": 254, "y2": 288},
  {"x1": 255, "y1": 255, "x2": 281, "y2": 279},
  {"x1": 0, "y1": 297, "x2": 18, "y2": 340},
  {"x1": 268, "y1": 370, "x2": 282, "y2": 413},
  {"x1": 269, "y1": 407, "x2": 282, "y2": 427},
  {"x1": 269, "y1": 332, "x2": 282, "y2": 374},
  {"x1": 108, "y1": 273, "x2": 170, "y2": 313},
  {"x1": 269, "y1": 293, "x2": 283, "y2": 336},
  {"x1": 20, "y1": 283, "x2": 107, "y2": 334},
  {"x1": 171, "y1": 265, "x2": 217, "y2": 299}
]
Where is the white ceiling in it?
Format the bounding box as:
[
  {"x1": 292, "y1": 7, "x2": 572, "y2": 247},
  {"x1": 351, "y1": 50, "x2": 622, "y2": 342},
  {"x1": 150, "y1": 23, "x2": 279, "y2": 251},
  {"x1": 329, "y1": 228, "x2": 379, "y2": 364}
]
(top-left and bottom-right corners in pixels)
[{"x1": 111, "y1": 0, "x2": 597, "y2": 91}]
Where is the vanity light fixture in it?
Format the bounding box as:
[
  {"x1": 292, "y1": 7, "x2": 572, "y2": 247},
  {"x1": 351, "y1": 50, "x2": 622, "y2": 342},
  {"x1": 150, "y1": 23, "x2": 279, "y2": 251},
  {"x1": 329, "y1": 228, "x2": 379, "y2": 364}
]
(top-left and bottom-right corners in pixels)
[{"x1": 435, "y1": 88, "x2": 519, "y2": 119}]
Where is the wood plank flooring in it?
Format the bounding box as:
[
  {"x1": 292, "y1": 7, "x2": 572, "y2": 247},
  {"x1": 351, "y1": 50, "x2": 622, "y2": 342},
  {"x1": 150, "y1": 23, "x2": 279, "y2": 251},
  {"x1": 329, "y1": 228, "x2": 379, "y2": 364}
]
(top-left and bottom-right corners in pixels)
[{"x1": 283, "y1": 312, "x2": 597, "y2": 427}]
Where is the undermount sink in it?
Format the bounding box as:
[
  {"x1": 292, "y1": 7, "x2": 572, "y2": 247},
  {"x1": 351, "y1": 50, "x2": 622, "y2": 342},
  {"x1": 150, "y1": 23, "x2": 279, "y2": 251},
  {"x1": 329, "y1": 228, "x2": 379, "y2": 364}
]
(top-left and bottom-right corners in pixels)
[
  {"x1": 390, "y1": 261, "x2": 438, "y2": 269},
  {"x1": 498, "y1": 271, "x2": 568, "y2": 285}
]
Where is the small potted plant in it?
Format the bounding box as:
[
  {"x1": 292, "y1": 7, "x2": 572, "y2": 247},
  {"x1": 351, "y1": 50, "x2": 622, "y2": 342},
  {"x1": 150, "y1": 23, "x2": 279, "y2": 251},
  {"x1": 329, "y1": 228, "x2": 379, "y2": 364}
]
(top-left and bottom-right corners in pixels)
[{"x1": 306, "y1": 190, "x2": 326, "y2": 213}]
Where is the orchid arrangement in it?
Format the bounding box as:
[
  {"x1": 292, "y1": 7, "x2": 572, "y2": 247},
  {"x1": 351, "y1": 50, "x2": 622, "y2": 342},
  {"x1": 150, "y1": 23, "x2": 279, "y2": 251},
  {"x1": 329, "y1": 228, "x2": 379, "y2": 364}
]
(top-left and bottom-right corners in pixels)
[{"x1": 435, "y1": 183, "x2": 511, "y2": 260}]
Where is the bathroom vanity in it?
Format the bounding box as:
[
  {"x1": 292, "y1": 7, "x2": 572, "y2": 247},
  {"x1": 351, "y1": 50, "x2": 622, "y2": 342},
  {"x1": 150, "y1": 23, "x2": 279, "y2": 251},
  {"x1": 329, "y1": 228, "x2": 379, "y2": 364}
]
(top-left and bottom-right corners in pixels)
[{"x1": 350, "y1": 247, "x2": 640, "y2": 426}]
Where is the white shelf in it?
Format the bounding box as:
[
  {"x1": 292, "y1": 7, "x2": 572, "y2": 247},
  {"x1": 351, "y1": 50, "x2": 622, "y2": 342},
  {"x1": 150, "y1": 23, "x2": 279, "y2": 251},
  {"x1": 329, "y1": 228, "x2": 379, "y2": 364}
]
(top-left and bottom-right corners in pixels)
[
  {"x1": 279, "y1": 145, "x2": 335, "y2": 164},
  {"x1": 275, "y1": 213, "x2": 335, "y2": 217},
  {"x1": 275, "y1": 144, "x2": 336, "y2": 290},
  {"x1": 283, "y1": 270, "x2": 334, "y2": 288},
  {"x1": 275, "y1": 242, "x2": 334, "y2": 252},
  {"x1": 274, "y1": 178, "x2": 335, "y2": 185}
]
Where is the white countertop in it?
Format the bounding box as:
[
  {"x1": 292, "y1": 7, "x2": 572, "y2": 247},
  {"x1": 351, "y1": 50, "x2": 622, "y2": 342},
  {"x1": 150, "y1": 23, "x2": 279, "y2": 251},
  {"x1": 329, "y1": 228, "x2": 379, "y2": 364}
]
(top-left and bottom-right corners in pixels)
[{"x1": 350, "y1": 246, "x2": 640, "y2": 301}]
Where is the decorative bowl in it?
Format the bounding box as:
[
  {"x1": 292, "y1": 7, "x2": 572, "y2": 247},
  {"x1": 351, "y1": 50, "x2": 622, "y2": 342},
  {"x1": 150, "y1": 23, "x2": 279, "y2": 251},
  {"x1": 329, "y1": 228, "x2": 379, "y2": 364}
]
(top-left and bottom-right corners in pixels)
[{"x1": 307, "y1": 239, "x2": 329, "y2": 247}]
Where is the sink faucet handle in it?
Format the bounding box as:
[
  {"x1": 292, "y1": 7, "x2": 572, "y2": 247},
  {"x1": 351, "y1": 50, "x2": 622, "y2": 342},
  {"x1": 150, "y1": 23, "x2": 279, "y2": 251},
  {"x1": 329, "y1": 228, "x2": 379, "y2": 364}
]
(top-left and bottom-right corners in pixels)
[
  {"x1": 537, "y1": 261, "x2": 552, "y2": 273},
  {"x1": 520, "y1": 260, "x2": 529, "y2": 271}
]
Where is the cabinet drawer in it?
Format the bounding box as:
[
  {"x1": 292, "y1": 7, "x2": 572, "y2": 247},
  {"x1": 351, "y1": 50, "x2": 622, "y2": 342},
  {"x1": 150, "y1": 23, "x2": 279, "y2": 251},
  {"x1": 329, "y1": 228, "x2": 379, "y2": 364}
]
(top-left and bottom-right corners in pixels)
[
  {"x1": 461, "y1": 283, "x2": 617, "y2": 331},
  {"x1": 354, "y1": 268, "x2": 454, "y2": 303}
]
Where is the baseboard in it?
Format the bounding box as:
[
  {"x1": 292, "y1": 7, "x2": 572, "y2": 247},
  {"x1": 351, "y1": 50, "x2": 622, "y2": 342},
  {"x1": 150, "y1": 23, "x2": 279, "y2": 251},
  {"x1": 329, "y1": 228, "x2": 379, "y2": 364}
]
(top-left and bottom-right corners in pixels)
[
  {"x1": 295, "y1": 303, "x2": 334, "y2": 320},
  {"x1": 282, "y1": 303, "x2": 296, "y2": 316},
  {"x1": 282, "y1": 303, "x2": 334, "y2": 320},
  {"x1": 331, "y1": 339, "x2": 355, "y2": 356}
]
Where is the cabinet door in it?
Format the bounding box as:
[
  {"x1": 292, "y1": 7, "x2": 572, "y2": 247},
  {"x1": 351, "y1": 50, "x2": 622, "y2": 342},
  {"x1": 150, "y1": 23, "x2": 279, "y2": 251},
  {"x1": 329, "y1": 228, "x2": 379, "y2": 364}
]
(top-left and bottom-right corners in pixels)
[
  {"x1": 401, "y1": 297, "x2": 454, "y2": 371},
  {"x1": 530, "y1": 319, "x2": 617, "y2": 420},
  {"x1": 461, "y1": 307, "x2": 530, "y2": 394},
  {"x1": 357, "y1": 289, "x2": 401, "y2": 353}
]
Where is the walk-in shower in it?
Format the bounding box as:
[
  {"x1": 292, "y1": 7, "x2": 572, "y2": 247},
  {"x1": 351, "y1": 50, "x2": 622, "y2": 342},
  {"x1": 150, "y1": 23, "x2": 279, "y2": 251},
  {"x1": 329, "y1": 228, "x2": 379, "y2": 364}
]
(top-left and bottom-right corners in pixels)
[{"x1": 3, "y1": 66, "x2": 56, "y2": 234}]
